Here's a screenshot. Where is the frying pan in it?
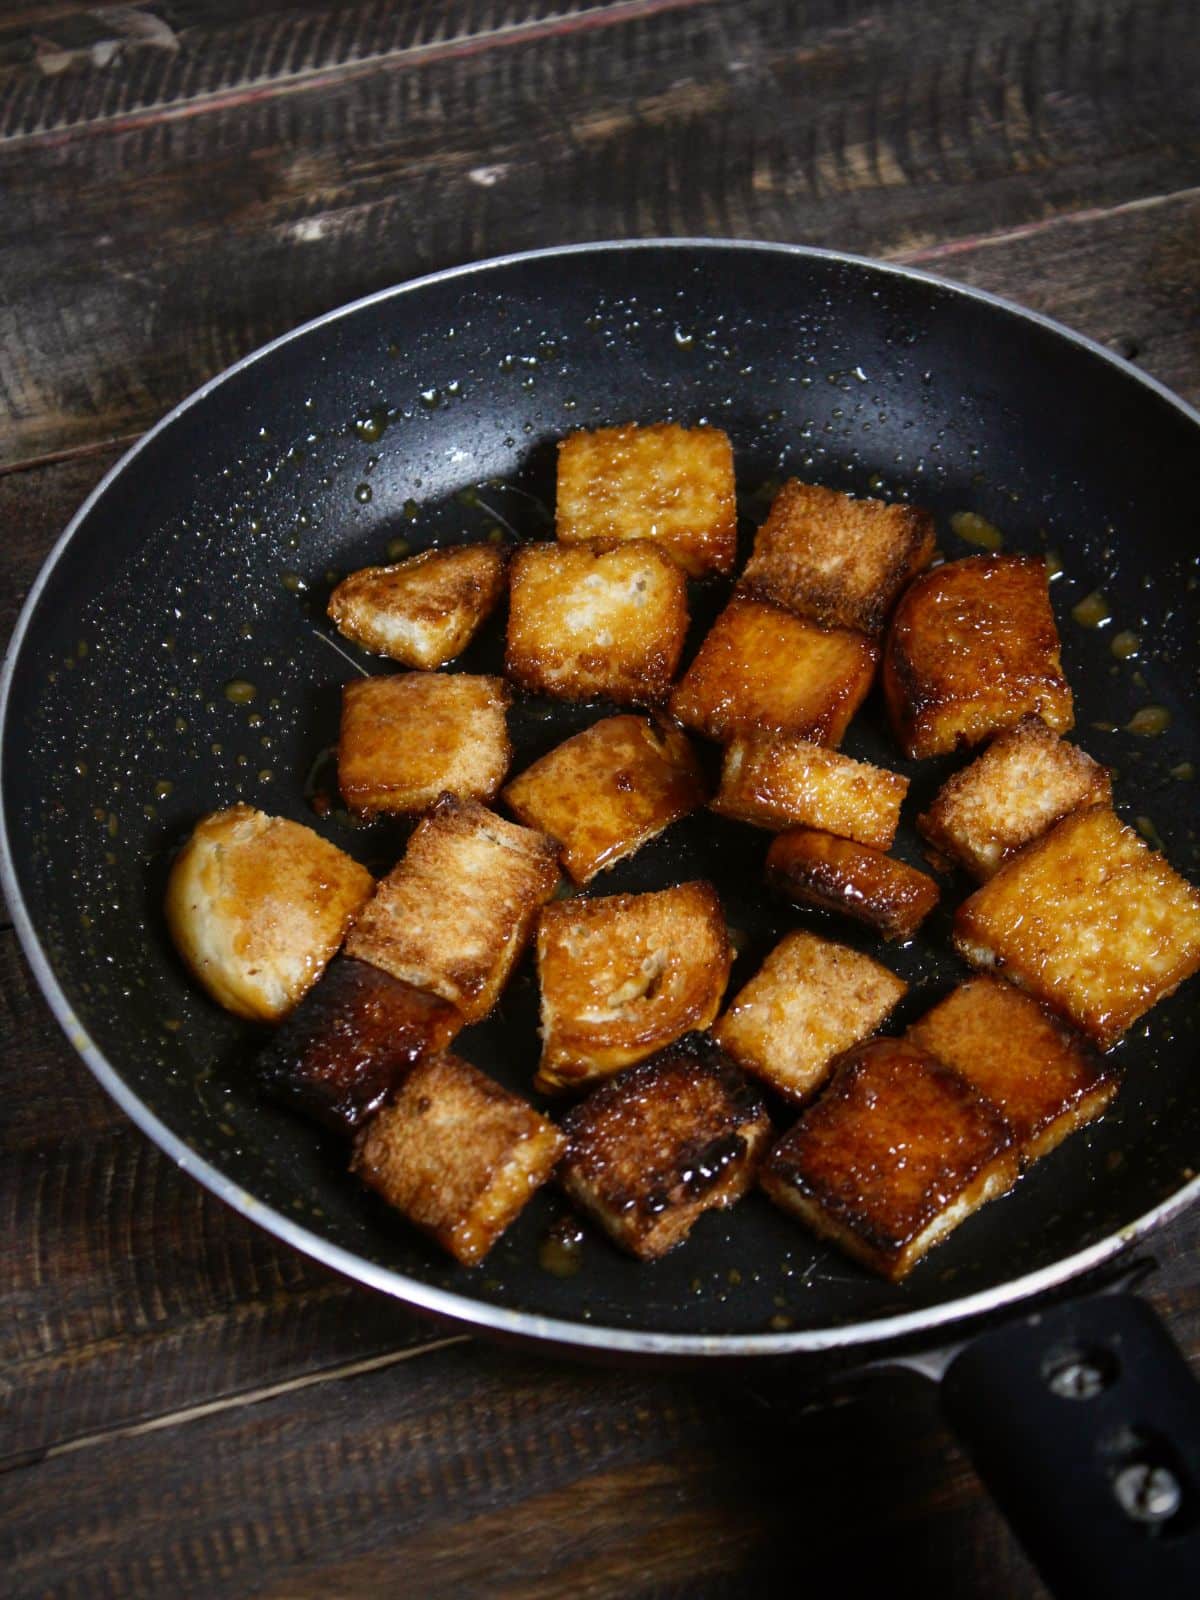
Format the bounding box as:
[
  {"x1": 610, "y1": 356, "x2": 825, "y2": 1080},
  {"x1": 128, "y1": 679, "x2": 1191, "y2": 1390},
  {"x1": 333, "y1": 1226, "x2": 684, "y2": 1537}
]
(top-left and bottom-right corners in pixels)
[{"x1": 3, "y1": 241, "x2": 1200, "y2": 1594}]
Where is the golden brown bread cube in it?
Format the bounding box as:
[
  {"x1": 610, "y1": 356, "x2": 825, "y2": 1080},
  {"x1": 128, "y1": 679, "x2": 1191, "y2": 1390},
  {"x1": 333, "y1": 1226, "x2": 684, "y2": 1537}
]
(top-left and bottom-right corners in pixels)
[
  {"x1": 327, "y1": 543, "x2": 507, "y2": 668},
  {"x1": 954, "y1": 805, "x2": 1200, "y2": 1050},
  {"x1": 337, "y1": 673, "x2": 511, "y2": 816},
  {"x1": 918, "y1": 715, "x2": 1112, "y2": 880},
  {"x1": 503, "y1": 714, "x2": 706, "y2": 885},
  {"x1": 558, "y1": 1035, "x2": 772, "y2": 1259},
  {"x1": 535, "y1": 880, "x2": 732, "y2": 1093},
  {"x1": 345, "y1": 796, "x2": 559, "y2": 1023},
  {"x1": 669, "y1": 598, "x2": 877, "y2": 746},
  {"x1": 760, "y1": 1037, "x2": 1018, "y2": 1281},
  {"x1": 505, "y1": 540, "x2": 688, "y2": 704},
  {"x1": 737, "y1": 479, "x2": 935, "y2": 633},
  {"x1": 883, "y1": 555, "x2": 1074, "y2": 758},
  {"x1": 165, "y1": 804, "x2": 374, "y2": 1022},
  {"x1": 555, "y1": 422, "x2": 737, "y2": 576},
  {"x1": 714, "y1": 930, "x2": 907, "y2": 1104},
  {"x1": 711, "y1": 733, "x2": 908, "y2": 848},
  {"x1": 352, "y1": 1053, "x2": 565, "y2": 1266},
  {"x1": 766, "y1": 828, "x2": 939, "y2": 941},
  {"x1": 907, "y1": 976, "x2": 1117, "y2": 1165},
  {"x1": 257, "y1": 957, "x2": 462, "y2": 1134}
]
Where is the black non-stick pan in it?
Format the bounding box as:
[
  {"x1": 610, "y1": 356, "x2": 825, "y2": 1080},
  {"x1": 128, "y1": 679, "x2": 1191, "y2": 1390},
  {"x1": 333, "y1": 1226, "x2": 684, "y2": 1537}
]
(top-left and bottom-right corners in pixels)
[{"x1": 3, "y1": 242, "x2": 1199, "y2": 1594}]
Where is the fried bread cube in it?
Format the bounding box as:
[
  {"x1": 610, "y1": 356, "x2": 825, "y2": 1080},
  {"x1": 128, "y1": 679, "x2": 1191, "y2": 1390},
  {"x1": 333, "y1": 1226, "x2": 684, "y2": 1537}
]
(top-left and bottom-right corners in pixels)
[
  {"x1": 760, "y1": 1037, "x2": 1018, "y2": 1280},
  {"x1": 737, "y1": 480, "x2": 935, "y2": 633},
  {"x1": 918, "y1": 716, "x2": 1111, "y2": 879},
  {"x1": 505, "y1": 540, "x2": 688, "y2": 704},
  {"x1": 766, "y1": 829, "x2": 939, "y2": 941},
  {"x1": 954, "y1": 805, "x2": 1200, "y2": 1049},
  {"x1": 502, "y1": 714, "x2": 705, "y2": 884},
  {"x1": 327, "y1": 543, "x2": 507, "y2": 668},
  {"x1": 337, "y1": 673, "x2": 511, "y2": 816},
  {"x1": 669, "y1": 598, "x2": 877, "y2": 746},
  {"x1": 907, "y1": 976, "x2": 1117, "y2": 1164},
  {"x1": 714, "y1": 931, "x2": 907, "y2": 1104},
  {"x1": 165, "y1": 804, "x2": 373, "y2": 1022},
  {"x1": 558, "y1": 1035, "x2": 772, "y2": 1259},
  {"x1": 711, "y1": 734, "x2": 908, "y2": 848},
  {"x1": 351, "y1": 1052, "x2": 565, "y2": 1266},
  {"x1": 345, "y1": 796, "x2": 559, "y2": 1023},
  {"x1": 535, "y1": 880, "x2": 731, "y2": 1093},
  {"x1": 883, "y1": 555, "x2": 1073, "y2": 758},
  {"x1": 257, "y1": 957, "x2": 462, "y2": 1134},
  {"x1": 555, "y1": 422, "x2": 737, "y2": 576}
]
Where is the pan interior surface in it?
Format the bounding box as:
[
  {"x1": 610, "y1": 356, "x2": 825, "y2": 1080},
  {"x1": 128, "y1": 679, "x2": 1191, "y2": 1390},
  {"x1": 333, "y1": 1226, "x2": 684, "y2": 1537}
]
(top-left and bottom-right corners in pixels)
[{"x1": 4, "y1": 242, "x2": 1199, "y2": 1348}]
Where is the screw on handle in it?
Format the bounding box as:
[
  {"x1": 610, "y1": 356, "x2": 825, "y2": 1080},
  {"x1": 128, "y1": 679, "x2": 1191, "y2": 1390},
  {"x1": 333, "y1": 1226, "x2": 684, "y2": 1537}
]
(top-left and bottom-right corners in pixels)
[{"x1": 939, "y1": 1293, "x2": 1200, "y2": 1600}]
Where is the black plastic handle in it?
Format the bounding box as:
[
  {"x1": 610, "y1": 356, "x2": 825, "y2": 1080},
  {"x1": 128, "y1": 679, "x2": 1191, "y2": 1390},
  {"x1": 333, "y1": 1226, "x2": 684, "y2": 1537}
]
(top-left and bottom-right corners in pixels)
[{"x1": 940, "y1": 1293, "x2": 1200, "y2": 1599}]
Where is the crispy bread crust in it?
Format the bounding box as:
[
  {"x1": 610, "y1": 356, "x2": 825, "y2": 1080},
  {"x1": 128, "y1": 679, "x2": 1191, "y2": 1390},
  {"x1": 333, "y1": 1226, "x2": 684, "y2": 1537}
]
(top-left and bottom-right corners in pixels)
[
  {"x1": 559, "y1": 1035, "x2": 772, "y2": 1259},
  {"x1": 536, "y1": 880, "x2": 732, "y2": 1092},
  {"x1": 883, "y1": 555, "x2": 1073, "y2": 758},
  {"x1": 737, "y1": 479, "x2": 935, "y2": 632},
  {"x1": 765, "y1": 828, "x2": 939, "y2": 941},
  {"x1": 503, "y1": 714, "x2": 706, "y2": 884},
  {"x1": 165, "y1": 804, "x2": 373, "y2": 1022},
  {"x1": 711, "y1": 733, "x2": 908, "y2": 847},
  {"x1": 669, "y1": 598, "x2": 877, "y2": 746},
  {"x1": 352, "y1": 1053, "x2": 565, "y2": 1265},
  {"x1": 953, "y1": 805, "x2": 1200, "y2": 1049},
  {"x1": 327, "y1": 543, "x2": 507, "y2": 667},
  {"x1": 555, "y1": 423, "x2": 737, "y2": 576},
  {"x1": 760, "y1": 1038, "x2": 1017, "y2": 1280},
  {"x1": 505, "y1": 539, "x2": 688, "y2": 704}
]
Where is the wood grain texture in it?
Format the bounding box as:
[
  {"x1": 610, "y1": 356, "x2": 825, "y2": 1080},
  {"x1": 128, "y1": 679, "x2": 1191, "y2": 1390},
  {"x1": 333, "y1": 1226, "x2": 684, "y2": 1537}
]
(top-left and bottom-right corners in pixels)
[
  {"x1": 0, "y1": 1339, "x2": 1051, "y2": 1600},
  {"x1": 2, "y1": 0, "x2": 1199, "y2": 464}
]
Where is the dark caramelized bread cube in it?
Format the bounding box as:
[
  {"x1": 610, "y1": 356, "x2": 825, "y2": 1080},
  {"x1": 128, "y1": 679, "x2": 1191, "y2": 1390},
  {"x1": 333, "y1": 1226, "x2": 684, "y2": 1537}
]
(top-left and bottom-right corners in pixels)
[
  {"x1": 345, "y1": 797, "x2": 559, "y2": 1023},
  {"x1": 766, "y1": 829, "x2": 939, "y2": 941},
  {"x1": 559, "y1": 1035, "x2": 772, "y2": 1259},
  {"x1": 257, "y1": 957, "x2": 462, "y2": 1134},
  {"x1": 503, "y1": 713, "x2": 706, "y2": 884},
  {"x1": 556, "y1": 422, "x2": 737, "y2": 576},
  {"x1": 352, "y1": 1053, "x2": 565, "y2": 1266},
  {"x1": 918, "y1": 715, "x2": 1112, "y2": 879},
  {"x1": 714, "y1": 930, "x2": 906, "y2": 1104},
  {"x1": 883, "y1": 555, "x2": 1073, "y2": 758},
  {"x1": 669, "y1": 598, "x2": 877, "y2": 746},
  {"x1": 738, "y1": 479, "x2": 935, "y2": 633},
  {"x1": 954, "y1": 805, "x2": 1200, "y2": 1049},
  {"x1": 907, "y1": 976, "x2": 1117, "y2": 1164},
  {"x1": 536, "y1": 881, "x2": 731, "y2": 1092},
  {"x1": 711, "y1": 733, "x2": 908, "y2": 848},
  {"x1": 338, "y1": 672, "x2": 511, "y2": 816},
  {"x1": 760, "y1": 1038, "x2": 1018, "y2": 1280},
  {"x1": 505, "y1": 539, "x2": 688, "y2": 704},
  {"x1": 327, "y1": 543, "x2": 507, "y2": 668}
]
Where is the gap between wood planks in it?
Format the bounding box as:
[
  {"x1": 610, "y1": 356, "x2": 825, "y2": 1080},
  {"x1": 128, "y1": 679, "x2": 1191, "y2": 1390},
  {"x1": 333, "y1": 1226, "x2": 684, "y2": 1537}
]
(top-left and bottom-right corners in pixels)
[
  {"x1": 1, "y1": 0, "x2": 718, "y2": 153},
  {"x1": 1, "y1": 1334, "x2": 471, "y2": 1474}
]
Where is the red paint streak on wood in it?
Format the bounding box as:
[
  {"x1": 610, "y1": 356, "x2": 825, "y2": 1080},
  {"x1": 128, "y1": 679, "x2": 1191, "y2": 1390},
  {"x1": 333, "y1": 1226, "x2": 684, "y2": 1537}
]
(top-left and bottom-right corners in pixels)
[{"x1": 2, "y1": 0, "x2": 720, "y2": 152}]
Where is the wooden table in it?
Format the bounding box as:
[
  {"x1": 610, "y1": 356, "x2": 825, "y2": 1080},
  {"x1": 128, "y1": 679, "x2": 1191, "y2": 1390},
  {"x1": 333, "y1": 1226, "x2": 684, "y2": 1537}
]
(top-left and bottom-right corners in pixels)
[{"x1": 3, "y1": 4, "x2": 1199, "y2": 1594}]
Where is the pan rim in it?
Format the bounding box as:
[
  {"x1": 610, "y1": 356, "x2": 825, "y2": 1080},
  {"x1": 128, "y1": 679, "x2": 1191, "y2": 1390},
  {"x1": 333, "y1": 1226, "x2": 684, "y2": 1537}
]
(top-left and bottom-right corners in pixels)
[{"x1": 3, "y1": 235, "x2": 1198, "y2": 1358}]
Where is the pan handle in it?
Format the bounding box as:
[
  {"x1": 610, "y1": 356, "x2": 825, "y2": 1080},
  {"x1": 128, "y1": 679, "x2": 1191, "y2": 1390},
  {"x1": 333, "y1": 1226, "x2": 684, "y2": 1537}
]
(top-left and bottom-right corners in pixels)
[{"x1": 938, "y1": 1292, "x2": 1200, "y2": 1599}]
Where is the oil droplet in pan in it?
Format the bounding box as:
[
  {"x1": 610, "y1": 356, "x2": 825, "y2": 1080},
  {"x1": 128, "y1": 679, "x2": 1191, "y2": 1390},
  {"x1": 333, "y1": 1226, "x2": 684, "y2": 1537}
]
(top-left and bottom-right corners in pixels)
[
  {"x1": 950, "y1": 511, "x2": 1003, "y2": 550},
  {"x1": 1125, "y1": 705, "x2": 1171, "y2": 737},
  {"x1": 1072, "y1": 591, "x2": 1112, "y2": 629},
  {"x1": 224, "y1": 680, "x2": 258, "y2": 705}
]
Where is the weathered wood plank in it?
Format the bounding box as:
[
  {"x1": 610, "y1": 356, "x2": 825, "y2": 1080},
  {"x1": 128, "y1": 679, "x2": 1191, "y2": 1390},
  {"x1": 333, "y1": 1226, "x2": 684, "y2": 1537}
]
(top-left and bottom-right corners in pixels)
[
  {"x1": 0, "y1": 1340, "x2": 1049, "y2": 1600},
  {"x1": 2, "y1": 0, "x2": 1198, "y2": 464},
  {"x1": 0, "y1": 1, "x2": 669, "y2": 142}
]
